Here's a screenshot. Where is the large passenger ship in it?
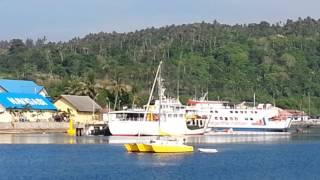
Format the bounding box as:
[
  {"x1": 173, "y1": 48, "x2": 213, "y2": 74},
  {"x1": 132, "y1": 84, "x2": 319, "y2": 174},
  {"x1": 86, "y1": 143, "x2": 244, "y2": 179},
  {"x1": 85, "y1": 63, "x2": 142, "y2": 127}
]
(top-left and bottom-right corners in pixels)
[{"x1": 186, "y1": 99, "x2": 292, "y2": 133}]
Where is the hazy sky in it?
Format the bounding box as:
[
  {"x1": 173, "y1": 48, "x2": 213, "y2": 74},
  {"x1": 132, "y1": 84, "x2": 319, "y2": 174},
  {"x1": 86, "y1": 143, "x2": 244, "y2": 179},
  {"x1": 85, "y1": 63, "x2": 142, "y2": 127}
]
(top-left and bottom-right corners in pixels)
[{"x1": 1, "y1": 0, "x2": 319, "y2": 41}]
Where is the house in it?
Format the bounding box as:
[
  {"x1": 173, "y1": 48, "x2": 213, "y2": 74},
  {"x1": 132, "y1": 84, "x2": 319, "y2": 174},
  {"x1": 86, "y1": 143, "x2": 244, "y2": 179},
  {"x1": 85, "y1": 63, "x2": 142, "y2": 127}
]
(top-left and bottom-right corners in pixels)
[
  {"x1": 54, "y1": 95, "x2": 102, "y2": 124},
  {"x1": 0, "y1": 93, "x2": 57, "y2": 122},
  {"x1": 0, "y1": 79, "x2": 49, "y2": 97},
  {"x1": 0, "y1": 79, "x2": 57, "y2": 122}
]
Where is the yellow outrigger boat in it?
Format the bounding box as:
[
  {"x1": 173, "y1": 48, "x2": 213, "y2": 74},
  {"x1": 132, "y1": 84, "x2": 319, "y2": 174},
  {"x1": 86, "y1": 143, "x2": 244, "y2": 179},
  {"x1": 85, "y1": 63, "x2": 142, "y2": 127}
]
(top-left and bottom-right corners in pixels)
[{"x1": 124, "y1": 139, "x2": 194, "y2": 153}]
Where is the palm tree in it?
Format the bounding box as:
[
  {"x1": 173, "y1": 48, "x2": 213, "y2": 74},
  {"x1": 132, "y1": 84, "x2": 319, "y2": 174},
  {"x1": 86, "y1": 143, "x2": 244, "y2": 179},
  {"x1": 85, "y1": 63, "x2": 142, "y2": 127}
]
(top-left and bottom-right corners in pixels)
[
  {"x1": 105, "y1": 78, "x2": 131, "y2": 110},
  {"x1": 64, "y1": 75, "x2": 100, "y2": 99}
]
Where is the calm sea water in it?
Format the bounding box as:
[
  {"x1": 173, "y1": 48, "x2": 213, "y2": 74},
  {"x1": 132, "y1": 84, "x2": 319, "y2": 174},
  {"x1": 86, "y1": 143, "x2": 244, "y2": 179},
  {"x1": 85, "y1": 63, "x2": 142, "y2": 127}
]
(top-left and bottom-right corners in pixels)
[{"x1": 0, "y1": 130, "x2": 320, "y2": 180}]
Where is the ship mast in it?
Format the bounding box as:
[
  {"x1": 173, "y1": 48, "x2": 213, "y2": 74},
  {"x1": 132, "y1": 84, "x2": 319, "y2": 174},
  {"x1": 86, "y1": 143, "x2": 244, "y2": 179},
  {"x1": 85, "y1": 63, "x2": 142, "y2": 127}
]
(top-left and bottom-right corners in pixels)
[{"x1": 144, "y1": 61, "x2": 162, "y2": 120}]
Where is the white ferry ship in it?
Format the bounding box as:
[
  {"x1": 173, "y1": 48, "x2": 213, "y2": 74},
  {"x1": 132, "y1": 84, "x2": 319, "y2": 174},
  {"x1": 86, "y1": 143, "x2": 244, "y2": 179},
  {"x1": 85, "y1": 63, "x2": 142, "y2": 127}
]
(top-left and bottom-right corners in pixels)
[
  {"x1": 106, "y1": 62, "x2": 207, "y2": 136},
  {"x1": 107, "y1": 98, "x2": 207, "y2": 136},
  {"x1": 186, "y1": 99, "x2": 292, "y2": 133}
]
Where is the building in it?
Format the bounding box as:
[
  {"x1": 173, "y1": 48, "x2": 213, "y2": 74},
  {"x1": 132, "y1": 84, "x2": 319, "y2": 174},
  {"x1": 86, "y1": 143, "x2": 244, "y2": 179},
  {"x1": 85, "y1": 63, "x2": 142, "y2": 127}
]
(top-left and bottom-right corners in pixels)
[
  {"x1": 0, "y1": 79, "x2": 49, "y2": 97},
  {"x1": 54, "y1": 95, "x2": 102, "y2": 124},
  {"x1": 0, "y1": 93, "x2": 57, "y2": 122},
  {"x1": 0, "y1": 79, "x2": 57, "y2": 122}
]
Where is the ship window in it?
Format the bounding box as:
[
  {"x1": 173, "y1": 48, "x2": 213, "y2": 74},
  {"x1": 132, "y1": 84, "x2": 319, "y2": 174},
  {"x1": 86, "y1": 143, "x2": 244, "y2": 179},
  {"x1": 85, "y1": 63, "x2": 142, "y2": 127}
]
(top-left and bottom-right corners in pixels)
[
  {"x1": 215, "y1": 117, "x2": 218, "y2": 120},
  {"x1": 250, "y1": 118, "x2": 253, "y2": 121},
  {"x1": 230, "y1": 117, "x2": 233, "y2": 120},
  {"x1": 255, "y1": 111, "x2": 258, "y2": 114},
  {"x1": 215, "y1": 110, "x2": 218, "y2": 113},
  {"x1": 219, "y1": 117, "x2": 223, "y2": 120},
  {"x1": 173, "y1": 114, "x2": 177, "y2": 118},
  {"x1": 235, "y1": 117, "x2": 238, "y2": 120},
  {"x1": 235, "y1": 111, "x2": 238, "y2": 113},
  {"x1": 210, "y1": 111, "x2": 213, "y2": 113},
  {"x1": 225, "y1": 117, "x2": 228, "y2": 120},
  {"x1": 179, "y1": 114, "x2": 183, "y2": 118},
  {"x1": 245, "y1": 118, "x2": 248, "y2": 120},
  {"x1": 245, "y1": 111, "x2": 247, "y2": 114},
  {"x1": 240, "y1": 111, "x2": 243, "y2": 114},
  {"x1": 230, "y1": 111, "x2": 233, "y2": 113},
  {"x1": 251, "y1": 111, "x2": 253, "y2": 114},
  {"x1": 168, "y1": 114, "x2": 172, "y2": 118}
]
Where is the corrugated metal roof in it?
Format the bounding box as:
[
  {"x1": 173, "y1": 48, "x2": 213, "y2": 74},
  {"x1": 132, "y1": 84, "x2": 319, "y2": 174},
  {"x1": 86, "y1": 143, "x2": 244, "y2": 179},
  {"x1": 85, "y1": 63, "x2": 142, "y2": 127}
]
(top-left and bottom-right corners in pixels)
[
  {"x1": 0, "y1": 79, "x2": 43, "y2": 94},
  {"x1": 0, "y1": 93, "x2": 57, "y2": 110},
  {"x1": 60, "y1": 95, "x2": 102, "y2": 112}
]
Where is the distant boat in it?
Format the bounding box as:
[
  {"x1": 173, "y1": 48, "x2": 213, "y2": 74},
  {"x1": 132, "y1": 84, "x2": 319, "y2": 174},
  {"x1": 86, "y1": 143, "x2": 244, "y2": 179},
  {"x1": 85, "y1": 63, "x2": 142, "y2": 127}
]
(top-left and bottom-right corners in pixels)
[{"x1": 198, "y1": 148, "x2": 218, "y2": 153}]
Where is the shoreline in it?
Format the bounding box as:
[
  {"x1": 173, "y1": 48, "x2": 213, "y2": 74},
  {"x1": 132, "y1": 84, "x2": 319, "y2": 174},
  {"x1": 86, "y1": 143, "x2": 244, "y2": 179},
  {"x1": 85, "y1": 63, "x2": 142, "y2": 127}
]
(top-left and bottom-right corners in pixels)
[
  {"x1": 0, "y1": 121, "x2": 319, "y2": 135},
  {"x1": 0, "y1": 122, "x2": 69, "y2": 134}
]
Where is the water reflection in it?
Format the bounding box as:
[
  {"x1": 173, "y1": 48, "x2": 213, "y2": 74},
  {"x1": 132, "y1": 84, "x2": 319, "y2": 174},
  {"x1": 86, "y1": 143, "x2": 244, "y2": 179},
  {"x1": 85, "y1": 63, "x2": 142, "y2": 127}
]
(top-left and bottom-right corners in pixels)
[
  {"x1": 0, "y1": 132, "x2": 299, "y2": 144},
  {"x1": 187, "y1": 134, "x2": 291, "y2": 144},
  {"x1": 130, "y1": 151, "x2": 192, "y2": 167},
  {"x1": 0, "y1": 134, "x2": 111, "y2": 144}
]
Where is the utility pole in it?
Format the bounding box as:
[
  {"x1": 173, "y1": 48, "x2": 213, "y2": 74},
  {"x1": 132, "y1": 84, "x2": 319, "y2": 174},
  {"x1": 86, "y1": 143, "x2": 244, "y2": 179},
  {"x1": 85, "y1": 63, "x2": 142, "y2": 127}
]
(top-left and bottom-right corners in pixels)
[{"x1": 308, "y1": 92, "x2": 311, "y2": 116}]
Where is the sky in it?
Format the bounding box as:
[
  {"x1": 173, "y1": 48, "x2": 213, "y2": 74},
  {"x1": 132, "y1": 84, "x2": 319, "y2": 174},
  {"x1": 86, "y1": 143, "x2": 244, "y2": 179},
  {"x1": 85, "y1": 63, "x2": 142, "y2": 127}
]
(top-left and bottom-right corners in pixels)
[{"x1": 0, "y1": 0, "x2": 320, "y2": 41}]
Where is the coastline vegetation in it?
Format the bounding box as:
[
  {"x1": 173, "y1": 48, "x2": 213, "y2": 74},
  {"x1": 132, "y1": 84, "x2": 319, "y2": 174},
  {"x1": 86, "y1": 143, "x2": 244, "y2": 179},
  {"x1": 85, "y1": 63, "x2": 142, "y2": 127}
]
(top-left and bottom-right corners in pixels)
[{"x1": 1, "y1": 17, "x2": 320, "y2": 114}]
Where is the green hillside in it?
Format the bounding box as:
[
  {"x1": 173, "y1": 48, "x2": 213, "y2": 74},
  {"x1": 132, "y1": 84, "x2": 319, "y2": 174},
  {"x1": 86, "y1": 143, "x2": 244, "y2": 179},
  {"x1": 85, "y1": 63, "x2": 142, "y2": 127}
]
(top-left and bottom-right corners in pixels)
[{"x1": 1, "y1": 17, "x2": 320, "y2": 114}]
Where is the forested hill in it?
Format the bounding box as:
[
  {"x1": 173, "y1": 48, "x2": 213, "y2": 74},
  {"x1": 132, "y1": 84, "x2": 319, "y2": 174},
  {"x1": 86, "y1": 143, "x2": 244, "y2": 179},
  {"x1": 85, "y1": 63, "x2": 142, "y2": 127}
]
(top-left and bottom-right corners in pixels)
[{"x1": 1, "y1": 17, "x2": 320, "y2": 114}]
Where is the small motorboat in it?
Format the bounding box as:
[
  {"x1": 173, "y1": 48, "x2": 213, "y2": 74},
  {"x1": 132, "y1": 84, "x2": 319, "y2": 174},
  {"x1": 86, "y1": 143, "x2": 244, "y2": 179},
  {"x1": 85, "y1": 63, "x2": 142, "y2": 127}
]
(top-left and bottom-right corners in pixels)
[{"x1": 198, "y1": 148, "x2": 218, "y2": 153}]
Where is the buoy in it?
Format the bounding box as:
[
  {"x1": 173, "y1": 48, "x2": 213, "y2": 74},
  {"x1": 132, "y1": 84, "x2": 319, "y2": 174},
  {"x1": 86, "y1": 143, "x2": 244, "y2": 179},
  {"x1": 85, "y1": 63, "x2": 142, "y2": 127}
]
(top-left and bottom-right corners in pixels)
[{"x1": 67, "y1": 119, "x2": 76, "y2": 136}]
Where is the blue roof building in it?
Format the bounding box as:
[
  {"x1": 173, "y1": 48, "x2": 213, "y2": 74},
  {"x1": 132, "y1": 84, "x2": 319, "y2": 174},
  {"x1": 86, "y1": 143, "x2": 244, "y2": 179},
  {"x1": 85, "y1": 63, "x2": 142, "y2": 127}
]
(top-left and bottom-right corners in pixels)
[
  {"x1": 0, "y1": 93, "x2": 56, "y2": 111},
  {"x1": 0, "y1": 79, "x2": 56, "y2": 122},
  {"x1": 0, "y1": 79, "x2": 48, "y2": 96}
]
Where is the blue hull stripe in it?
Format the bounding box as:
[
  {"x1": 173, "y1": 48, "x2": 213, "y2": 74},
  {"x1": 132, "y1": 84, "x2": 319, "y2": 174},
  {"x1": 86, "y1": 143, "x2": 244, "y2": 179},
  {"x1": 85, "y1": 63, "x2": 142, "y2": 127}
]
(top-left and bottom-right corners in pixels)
[{"x1": 213, "y1": 127, "x2": 288, "y2": 132}]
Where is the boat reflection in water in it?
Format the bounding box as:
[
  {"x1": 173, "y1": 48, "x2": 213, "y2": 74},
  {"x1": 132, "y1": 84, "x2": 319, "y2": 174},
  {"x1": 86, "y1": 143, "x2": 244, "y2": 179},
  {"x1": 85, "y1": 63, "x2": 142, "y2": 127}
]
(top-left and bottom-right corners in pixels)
[
  {"x1": 0, "y1": 133, "x2": 291, "y2": 144},
  {"x1": 109, "y1": 133, "x2": 291, "y2": 144},
  {"x1": 132, "y1": 151, "x2": 192, "y2": 167},
  {"x1": 186, "y1": 133, "x2": 291, "y2": 144}
]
